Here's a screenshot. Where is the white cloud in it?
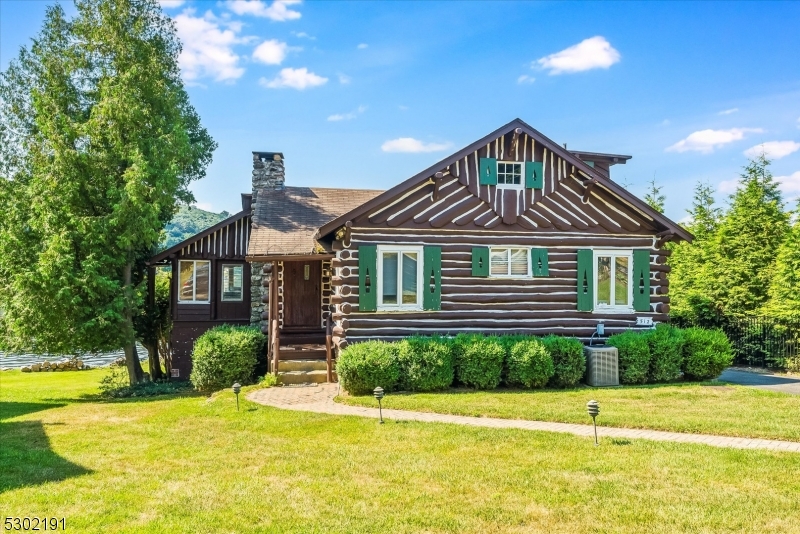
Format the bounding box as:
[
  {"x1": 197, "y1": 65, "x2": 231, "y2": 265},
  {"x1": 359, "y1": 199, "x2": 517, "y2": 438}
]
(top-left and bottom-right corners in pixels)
[
  {"x1": 259, "y1": 67, "x2": 327, "y2": 90},
  {"x1": 227, "y1": 0, "x2": 301, "y2": 21},
  {"x1": 776, "y1": 171, "x2": 800, "y2": 196},
  {"x1": 159, "y1": 0, "x2": 185, "y2": 8},
  {"x1": 327, "y1": 106, "x2": 366, "y2": 122},
  {"x1": 718, "y1": 108, "x2": 739, "y2": 115},
  {"x1": 517, "y1": 75, "x2": 535, "y2": 84},
  {"x1": 717, "y1": 179, "x2": 739, "y2": 194},
  {"x1": 381, "y1": 137, "x2": 452, "y2": 153},
  {"x1": 666, "y1": 128, "x2": 763, "y2": 154},
  {"x1": 536, "y1": 36, "x2": 620, "y2": 75},
  {"x1": 659, "y1": 119, "x2": 671, "y2": 126},
  {"x1": 743, "y1": 141, "x2": 800, "y2": 160},
  {"x1": 338, "y1": 73, "x2": 351, "y2": 84},
  {"x1": 292, "y1": 31, "x2": 314, "y2": 39},
  {"x1": 174, "y1": 9, "x2": 247, "y2": 83},
  {"x1": 357, "y1": 43, "x2": 368, "y2": 49},
  {"x1": 252, "y1": 39, "x2": 289, "y2": 65}
]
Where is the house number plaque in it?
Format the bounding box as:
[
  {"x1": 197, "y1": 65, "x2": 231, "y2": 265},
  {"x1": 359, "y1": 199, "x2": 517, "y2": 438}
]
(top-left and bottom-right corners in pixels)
[{"x1": 304, "y1": 264, "x2": 310, "y2": 280}]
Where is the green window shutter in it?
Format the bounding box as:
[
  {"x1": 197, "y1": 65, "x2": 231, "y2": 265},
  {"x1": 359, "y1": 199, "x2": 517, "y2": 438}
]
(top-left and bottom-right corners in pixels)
[
  {"x1": 358, "y1": 245, "x2": 377, "y2": 312},
  {"x1": 479, "y1": 157, "x2": 497, "y2": 185},
  {"x1": 471, "y1": 247, "x2": 490, "y2": 277},
  {"x1": 423, "y1": 246, "x2": 442, "y2": 311},
  {"x1": 576, "y1": 249, "x2": 594, "y2": 312},
  {"x1": 632, "y1": 249, "x2": 651, "y2": 312},
  {"x1": 531, "y1": 248, "x2": 549, "y2": 277},
  {"x1": 525, "y1": 161, "x2": 543, "y2": 189}
]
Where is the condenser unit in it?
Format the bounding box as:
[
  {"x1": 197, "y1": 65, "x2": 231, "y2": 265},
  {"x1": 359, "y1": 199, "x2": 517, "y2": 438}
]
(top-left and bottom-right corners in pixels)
[{"x1": 584, "y1": 346, "x2": 619, "y2": 387}]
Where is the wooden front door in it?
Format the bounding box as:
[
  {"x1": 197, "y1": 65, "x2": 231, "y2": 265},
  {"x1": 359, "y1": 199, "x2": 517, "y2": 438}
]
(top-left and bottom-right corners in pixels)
[{"x1": 283, "y1": 261, "x2": 321, "y2": 328}]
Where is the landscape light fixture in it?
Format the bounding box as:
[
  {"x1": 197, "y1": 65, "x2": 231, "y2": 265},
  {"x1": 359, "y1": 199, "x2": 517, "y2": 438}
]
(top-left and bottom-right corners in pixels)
[
  {"x1": 232, "y1": 382, "x2": 241, "y2": 411},
  {"x1": 586, "y1": 400, "x2": 600, "y2": 446},
  {"x1": 373, "y1": 386, "x2": 385, "y2": 424}
]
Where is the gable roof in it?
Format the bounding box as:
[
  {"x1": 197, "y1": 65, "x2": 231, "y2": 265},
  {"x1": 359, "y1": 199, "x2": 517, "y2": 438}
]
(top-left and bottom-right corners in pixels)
[
  {"x1": 148, "y1": 209, "x2": 250, "y2": 264},
  {"x1": 316, "y1": 118, "x2": 692, "y2": 242},
  {"x1": 247, "y1": 186, "x2": 383, "y2": 258}
]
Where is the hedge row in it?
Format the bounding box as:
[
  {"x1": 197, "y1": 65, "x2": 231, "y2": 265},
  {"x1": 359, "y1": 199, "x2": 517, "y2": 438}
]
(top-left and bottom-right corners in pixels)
[
  {"x1": 608, "y1": 324, "x2": 733, "y2": 384},
  {"x1": 337, "y1": 334, "x2": 585, "y2": 395}
]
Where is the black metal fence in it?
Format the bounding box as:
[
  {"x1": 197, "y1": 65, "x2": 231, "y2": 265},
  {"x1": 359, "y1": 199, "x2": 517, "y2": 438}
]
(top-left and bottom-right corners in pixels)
[{"x1": 671, "y1": 314, "x2": 800, "y2": 368}]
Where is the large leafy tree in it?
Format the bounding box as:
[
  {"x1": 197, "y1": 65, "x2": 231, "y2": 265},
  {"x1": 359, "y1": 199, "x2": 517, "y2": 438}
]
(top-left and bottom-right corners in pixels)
[{"x1": 0, "y1": 0, "x2": 216, "y2": 384}]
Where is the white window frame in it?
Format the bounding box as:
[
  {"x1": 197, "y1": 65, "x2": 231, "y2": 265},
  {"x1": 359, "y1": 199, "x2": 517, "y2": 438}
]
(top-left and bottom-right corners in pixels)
[
  {"x1": 593, "y1": 249, "x2": 634, "y2": 313},
  {"x1": 178, "y1": 259, "x2": 211, "y2": 304},
  {"x1": 376, "y1": 245, "x2": 424, "y2": 311},
  {"x1": 489, "y1": 247, "x2": 531, "y2": 278},
  {"x1": 496, "y1": 161, "x2": 524, "y2": 190},
  {"x1": 220, "y1": 263, "x2": 244, "y2": 302}
]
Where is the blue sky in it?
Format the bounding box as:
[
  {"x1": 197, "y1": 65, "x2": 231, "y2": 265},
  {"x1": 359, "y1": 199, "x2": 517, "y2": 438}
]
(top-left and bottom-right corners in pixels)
[{"x1": 2, "y1": 1, "x2": 800, "y2": 221}]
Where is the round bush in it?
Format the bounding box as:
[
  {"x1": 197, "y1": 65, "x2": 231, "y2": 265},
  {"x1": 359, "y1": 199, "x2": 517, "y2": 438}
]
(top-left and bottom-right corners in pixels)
[
  {"x1": 682, "y1": 327, "x2": 733, "y2": 380},
  {"x1": 336, "y1": 340, "x2": 400, "y2": 395},
  {"x1": 606, "y1": 331, "x2": 650, "y2": 385},
  {"x1": 541, "y1": 335, "x2": 586, "y2": 388},
  {"x1": 505, "y1": 338, "x2": 554, "y2": 389},
  {"x1": 646, "y1": 323, "x2": 685, "y2": 382},
  {"x1": 397, "y1": 336, "x2": 454, "y2": 391},
  {"x1": 453, "y1": 333, "x2": 505, "y2": 389},
  {"x1": 190, "y1": 325, "x2": 265, "y2": 392}
]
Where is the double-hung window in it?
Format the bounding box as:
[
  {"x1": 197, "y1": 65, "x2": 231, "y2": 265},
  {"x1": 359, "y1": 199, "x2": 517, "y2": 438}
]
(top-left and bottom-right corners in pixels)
[
  {"x1": 179, "y1": 260, "x2": 210, "y2": 303},
  {"x1": 490, "y1": 248, "x2": 529, "y2": 277},
  {"x1": 377, "y1": 245, "x2": 423, "y2": 310},
  {"x1": 496, "y1": 162, "x2": 522, "y2": 188},
  {"x1": 221, "y1": 264, "x2": 244, "y2": 302},
  {"x1": 594, "y1": 250, "x2": 633, "y2": 311}
]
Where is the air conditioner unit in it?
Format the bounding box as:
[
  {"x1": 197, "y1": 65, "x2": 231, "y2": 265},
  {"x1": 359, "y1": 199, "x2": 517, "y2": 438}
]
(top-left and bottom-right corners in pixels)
[{"x1": 584, "y1": 346, "x2": 619, "y2": 387}]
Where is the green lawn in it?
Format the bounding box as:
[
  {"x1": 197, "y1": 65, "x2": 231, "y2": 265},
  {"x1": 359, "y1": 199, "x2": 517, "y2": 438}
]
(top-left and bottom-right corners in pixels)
[
  {"x1": 337, "y1": 381, "x2": 800, "y2": 442},
  {"x1": 2, "y1": 370, "x2": 800, "y2": 533}
]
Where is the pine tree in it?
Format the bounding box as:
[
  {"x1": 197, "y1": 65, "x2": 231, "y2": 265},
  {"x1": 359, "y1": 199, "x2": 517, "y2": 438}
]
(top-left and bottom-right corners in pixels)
[
  {"x1": 711, "y1": 155, "x2": 789, "y2": 315},
  {"x1": 765, "y1": 207, "x2": 800, "y2": 320},
  {"x1": 0, "y1": 0, "x2": 216, "y2": 384},
  {"x1": 644, "y1": 178, "x2": 665, "y2": 213}
]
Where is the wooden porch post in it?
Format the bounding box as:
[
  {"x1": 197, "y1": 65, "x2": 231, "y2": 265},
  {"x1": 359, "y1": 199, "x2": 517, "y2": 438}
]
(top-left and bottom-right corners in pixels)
[
  {"x1": 325, "y1": 315, "x2": 333, "y2": 383},
  {"x1": 270, "y1": 260, "x2": 279, "y2": 376}
]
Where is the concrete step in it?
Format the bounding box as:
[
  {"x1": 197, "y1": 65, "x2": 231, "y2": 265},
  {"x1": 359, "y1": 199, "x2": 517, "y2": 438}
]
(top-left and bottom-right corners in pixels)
[
  {"x1": 278, "y1": 359, "x2": 328, "y2": 372},
  {"x1": 278, "y1": 369, "x2": 336, "y2": 385},
  {"x1": 279, "y1": 344, "x2": 327, "y2": 360}
]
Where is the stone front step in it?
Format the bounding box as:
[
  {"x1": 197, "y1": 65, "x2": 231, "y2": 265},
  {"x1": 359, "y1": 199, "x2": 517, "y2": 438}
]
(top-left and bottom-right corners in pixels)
[
  {"x1": 278, "y1": 369, "x2": 336, "y2": 385},
  {"x1": 278, "y1": 344, "x2": 327, "y2": 361},
  {"x1": 278, "y1": 359, "x2": 328, "y2": 372}
]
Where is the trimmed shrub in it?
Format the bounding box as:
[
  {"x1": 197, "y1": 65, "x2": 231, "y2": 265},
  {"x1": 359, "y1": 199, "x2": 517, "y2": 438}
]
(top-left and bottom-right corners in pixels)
[
  {"x1": 541, "y1": 335, "x2": 585, "y2": 388},
  {"x1": 336, "y1": 340, "x2": 401, "y2": 395},
  {"x1": 397, "y1": 336, "x2": 454, "y2": 391},
  {"x1": 452, "y1": 333, "x2": 505, "y2": 389},
  {"x1": 607, "y1": 331, "x2": 650, "y2": 385},
  {"x1": 505, "y1": 338, "x2": 554, "y2": 388},
  {"x1": 645, "y1": 323, "x2": 685, "y2": 382},
  {"x1": 190, "y1": 325, "x2": 265, "y2": 392},
  {"x1": 682, "y1": 327, "x2": 733, "y2": 380}
]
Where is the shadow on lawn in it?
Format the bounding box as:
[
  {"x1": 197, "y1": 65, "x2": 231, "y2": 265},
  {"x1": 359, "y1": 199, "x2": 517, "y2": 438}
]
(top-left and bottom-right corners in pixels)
[
  {"x1": 0, "y1": 401, "x2": 66, "y2": 421},
  {"x1": 0, "y1": 419, "x2": 91, "y2": 493}
]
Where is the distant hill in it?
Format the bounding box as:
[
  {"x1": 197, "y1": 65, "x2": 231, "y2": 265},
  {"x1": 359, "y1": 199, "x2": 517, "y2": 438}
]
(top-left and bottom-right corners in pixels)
[{"x1": 161, "y1": 206, "x2": 230, "y2": 250}]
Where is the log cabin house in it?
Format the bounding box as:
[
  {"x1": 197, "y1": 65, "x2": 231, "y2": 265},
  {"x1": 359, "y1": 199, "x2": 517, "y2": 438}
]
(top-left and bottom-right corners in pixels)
[{"x1": 148, "y1": 118, "x2": 692, "y2": 382}]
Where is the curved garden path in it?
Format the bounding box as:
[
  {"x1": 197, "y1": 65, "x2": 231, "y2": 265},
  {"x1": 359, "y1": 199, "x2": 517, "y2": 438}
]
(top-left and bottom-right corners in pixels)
[{"x1": 248, "y1": 383, "x2": 800, "y2": 453}]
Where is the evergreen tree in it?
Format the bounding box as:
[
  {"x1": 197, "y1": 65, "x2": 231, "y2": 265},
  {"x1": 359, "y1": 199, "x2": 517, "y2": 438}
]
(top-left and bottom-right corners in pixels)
[
  {"x1": 765, "y1": 207, "x2": 800, "y2": 320},
  {"x1": 644, "y1": 178, "x2": 665, "y2": 213},
  {"x1": 0, "y1": 0, "x2": 216, "y2": 384},
  {"x1": 711, "y1": 155, "x2": 789, "y2": 315}
]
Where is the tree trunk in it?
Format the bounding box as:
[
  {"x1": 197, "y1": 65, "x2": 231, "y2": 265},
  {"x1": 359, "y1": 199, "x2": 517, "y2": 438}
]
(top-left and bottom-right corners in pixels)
[
  {"x1": 146, "y1": 342, "x2": 164, "y2": 381},
  {"x1": 123, "y1": 262, "x2": 144, "y2": 385}
]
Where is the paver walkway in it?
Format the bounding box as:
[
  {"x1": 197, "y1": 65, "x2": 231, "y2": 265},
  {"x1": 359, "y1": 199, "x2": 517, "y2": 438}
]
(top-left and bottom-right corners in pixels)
[
  {"x1": 248, "y1": 383, "x2": 800, "y2": 453},
  {"x1": 720, "y1": 368, "x2": 800, "y2": 395}
]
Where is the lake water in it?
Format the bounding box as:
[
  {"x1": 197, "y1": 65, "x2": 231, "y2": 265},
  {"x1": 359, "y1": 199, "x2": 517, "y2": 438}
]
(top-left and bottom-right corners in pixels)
[{"x1": 0, "y1": 344, "x2": 149, "y2": 370}]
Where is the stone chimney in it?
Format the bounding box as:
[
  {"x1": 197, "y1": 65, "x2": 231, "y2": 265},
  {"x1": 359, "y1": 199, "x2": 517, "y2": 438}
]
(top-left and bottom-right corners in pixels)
[{"x1": 252, "y1": 151, "x2": 285, "y2": 191}]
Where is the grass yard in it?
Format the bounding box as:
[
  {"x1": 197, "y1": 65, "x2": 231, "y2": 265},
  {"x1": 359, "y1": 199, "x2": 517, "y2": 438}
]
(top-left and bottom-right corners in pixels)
[
  {"x1": 3, "y1": 371, "x2": 800, "y2": 533},
  {"x1": 338, "y1": 381, "x2": 800, "y2": 442}
]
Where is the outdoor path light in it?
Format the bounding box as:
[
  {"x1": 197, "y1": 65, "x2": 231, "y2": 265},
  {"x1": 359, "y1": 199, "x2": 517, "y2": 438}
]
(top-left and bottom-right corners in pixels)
[
  {"x1": 233, "y1": 382, "x2": 241, "y2": 411},
  {"x1": 373, "y1": 387, "x2": 385, "y2": 424},
  {"x1": 587, "y1": 400, "x2": 600, "y2": 445}
]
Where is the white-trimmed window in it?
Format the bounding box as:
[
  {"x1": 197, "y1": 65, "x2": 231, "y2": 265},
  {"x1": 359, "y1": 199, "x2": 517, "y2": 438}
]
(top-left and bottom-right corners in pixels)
[
  {"x1": 497, "y1": 161, "x2": 522, "y2": 188},
  {"x1": 594, "y1": 249, "x2": 633, "y2": 311},
  {"x1": 179, "y1": 260, "x2": 211, "y2": 303},
  {"x1": 490, "y1": 248, "x2": 530, "y2": 277},
  {"x1": 221, "y1": 264, "x2": 244, "y2": 302},
  {"x1": 377, "y1": 245, "x2": 423, "y2": 310}
]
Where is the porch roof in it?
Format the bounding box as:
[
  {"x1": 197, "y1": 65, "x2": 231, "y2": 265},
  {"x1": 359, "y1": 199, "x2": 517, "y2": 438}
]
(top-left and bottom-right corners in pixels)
[{"x1": 247, "y1": 186, "x2": 382, "y2": 258}]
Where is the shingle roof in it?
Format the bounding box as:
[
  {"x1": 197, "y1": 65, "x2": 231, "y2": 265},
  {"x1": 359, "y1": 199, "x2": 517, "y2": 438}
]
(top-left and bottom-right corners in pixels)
[{"x1": 248, "y1": 186, "x2": 383, "y2": 257}]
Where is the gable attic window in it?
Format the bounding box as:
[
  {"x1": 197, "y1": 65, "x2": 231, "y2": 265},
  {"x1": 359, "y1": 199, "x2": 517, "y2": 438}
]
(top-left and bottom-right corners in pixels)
[
  {"x1": 497, "y1": 162, "x2": 522, "y2": 188},
  {"x1": 490, "y1": 248, "x2": 529, "y2": 277},
  {"x1": 179, "y1": 260, "x2": 211, "y2": 304},
  {"x1": 594, "y1": 249, "x2": 633, "y2": 312},
  {"x1": 377, "y1": 245, "x2": 423, "y2": 310}
]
